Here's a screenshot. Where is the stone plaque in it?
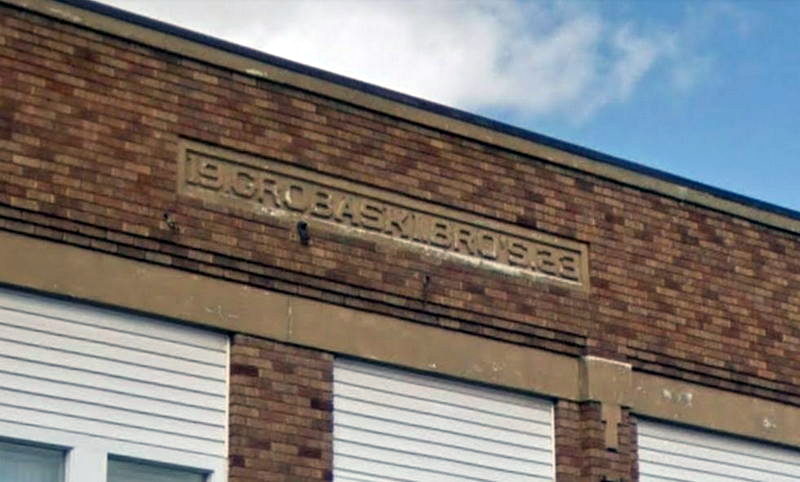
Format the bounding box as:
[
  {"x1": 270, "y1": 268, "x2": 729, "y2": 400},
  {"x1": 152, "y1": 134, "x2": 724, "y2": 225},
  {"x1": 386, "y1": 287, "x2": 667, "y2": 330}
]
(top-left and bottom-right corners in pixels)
[{"x1": 178, "y1": 140, "x2": 590, "y2": 290}]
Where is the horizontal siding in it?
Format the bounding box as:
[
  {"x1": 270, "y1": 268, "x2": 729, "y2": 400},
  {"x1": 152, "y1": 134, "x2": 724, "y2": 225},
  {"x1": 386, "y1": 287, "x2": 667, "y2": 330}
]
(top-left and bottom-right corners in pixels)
[
  {"x1": 0, "y1": 305, "x2": 224, "y2": 364},
  {"x1": 639, "y1": 420, "x2": 800, "y2": 482},
  {"x1": 334, "y1": 359, "x2": 554, "y2": 481},
  {"x1": 0, "y1": 287, "x2": 228, "y2": 460},
  {"x1": 0, "y1": 288, "x2": 225, "y2": 350},
  {"x1": 0, "y1": 356, "x2": 224, "y2": 409}
]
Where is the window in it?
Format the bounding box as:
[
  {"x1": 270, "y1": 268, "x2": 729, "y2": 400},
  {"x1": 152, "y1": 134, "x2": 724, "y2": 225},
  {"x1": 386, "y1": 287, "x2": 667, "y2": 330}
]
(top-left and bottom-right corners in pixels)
[
  {"x1": 0, "y1": 443, "x2": 210, "y2": 482},
  {"x1": 107, "y1": 458, "x2": 206, "y2": 482},
  {"x1": 0, "y1": 440, "x2": 65, "y2": 482}
]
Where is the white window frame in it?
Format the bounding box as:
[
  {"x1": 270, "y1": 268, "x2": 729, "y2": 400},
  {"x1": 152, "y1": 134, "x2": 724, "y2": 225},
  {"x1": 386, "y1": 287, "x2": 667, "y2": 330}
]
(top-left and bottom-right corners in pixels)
[{"x1": 0, "y1": 419, "x2": 225, "y2": 482}]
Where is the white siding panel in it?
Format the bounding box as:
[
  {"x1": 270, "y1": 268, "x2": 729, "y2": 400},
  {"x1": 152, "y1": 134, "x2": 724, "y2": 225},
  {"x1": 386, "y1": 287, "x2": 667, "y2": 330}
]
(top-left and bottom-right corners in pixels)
[
  {"x1": 0, "y1": 338, "x2": 224, "y2": 395},
  {"x1": 335, "y1": 397, "x2": 547, "y2": 449},
  {"x1": 0, "y1": 388, "x2": 224, "y2": 442},
  {"x1": 0, "y1": 356, "x2": 224, "y2": 410},
  {"x1": 0, "y1": 321, "x2": 226, "y2": 384},
  {"x1": 639, "y1": 420, "x2": 800, "y2": 481},
  {"x1": 334, "y1": 359, "x2": 554, "y2": 481},
  {"x1": 0, "y1": 371, "x2": 219, "y2": 422},
  {"x1": 335, "y1": 419, "x2": 542, "y2": 461},
  {"x1": 336, "y1": 381, "x2": 548, "y2": 431},
  {"x1": 0, "y1": 306, "x2": 224, "y2": 365},
  {"x1": 0, "y1": 289, "x2": 225, "y2": 350},
  {"x1": 335, "y1": 426, "x2": 542, "y2": 471},
  {"x1": 0, "y1": 287, "x2": 228, "y2": 463},
  {"x1": 0, "y1": 404, "x2": 223, "y2": 456},
  {"x1": 334, "y1": 366, "x2": 548, "y2": 421}
]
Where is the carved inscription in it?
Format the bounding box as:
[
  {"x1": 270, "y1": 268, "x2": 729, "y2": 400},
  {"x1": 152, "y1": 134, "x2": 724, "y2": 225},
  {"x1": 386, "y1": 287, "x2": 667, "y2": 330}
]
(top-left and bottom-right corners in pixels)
[{"x1": 178, "y1": 141, "x2": 590, "y2": 289}]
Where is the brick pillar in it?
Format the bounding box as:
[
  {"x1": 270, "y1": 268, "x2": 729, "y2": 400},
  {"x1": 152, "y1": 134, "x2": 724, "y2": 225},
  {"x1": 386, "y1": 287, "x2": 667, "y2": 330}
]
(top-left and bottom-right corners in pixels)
[
  {"x1": 555, "y1": 400, "x2": 637, "y2": 481},
  {"x1": 555, "y1": 400, "x2": 583, "y2": 480},
  {"x1": 229, "y1": 334, "x2": 334, "y2": 481}
]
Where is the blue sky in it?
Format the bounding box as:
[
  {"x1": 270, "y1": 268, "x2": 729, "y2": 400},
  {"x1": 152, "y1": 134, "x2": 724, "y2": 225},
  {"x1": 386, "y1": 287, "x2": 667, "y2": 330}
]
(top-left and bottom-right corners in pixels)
[
  {"x1": 103, "y1": 0, "x2": 800, "y2": 213},
  {"x1": 530, "y1": 1, "x2": 800, "y2": 213}
]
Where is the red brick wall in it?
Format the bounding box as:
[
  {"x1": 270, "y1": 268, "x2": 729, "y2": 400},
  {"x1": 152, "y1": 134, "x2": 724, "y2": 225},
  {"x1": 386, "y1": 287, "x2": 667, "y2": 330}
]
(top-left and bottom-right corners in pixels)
[
  {"x1": 1, "y1": 2, "x2": 799, "y2": 411},
  {"x1": 555, "y1": 401, "x2": 637, "y2": 481},
  {"x1": 229, "y1": 335, "x2": 333, "y2": 481}
]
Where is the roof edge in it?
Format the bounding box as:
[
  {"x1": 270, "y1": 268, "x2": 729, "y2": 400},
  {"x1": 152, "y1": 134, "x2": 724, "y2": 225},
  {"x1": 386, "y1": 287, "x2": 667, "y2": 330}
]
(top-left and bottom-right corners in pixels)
[{"x1": 7, "y1": 0, "x2": 800, "y2": 234}]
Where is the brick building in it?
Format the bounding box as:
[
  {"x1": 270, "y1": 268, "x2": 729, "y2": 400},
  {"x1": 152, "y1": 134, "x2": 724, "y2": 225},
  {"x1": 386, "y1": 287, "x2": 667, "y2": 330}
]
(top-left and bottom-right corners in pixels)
[{"x1": 1, "y1": 1, "x2": 799, "y2": 481}]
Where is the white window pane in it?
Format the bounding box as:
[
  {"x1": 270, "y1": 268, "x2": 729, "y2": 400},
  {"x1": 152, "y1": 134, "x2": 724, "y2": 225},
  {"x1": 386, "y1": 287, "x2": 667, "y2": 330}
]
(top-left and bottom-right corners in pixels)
[
  {"x1": 0, "y1": 440, "x2": 64, "y2": 482},
  {"x1": 107, "y1": 458, "x2": 205, "y2": 482}
]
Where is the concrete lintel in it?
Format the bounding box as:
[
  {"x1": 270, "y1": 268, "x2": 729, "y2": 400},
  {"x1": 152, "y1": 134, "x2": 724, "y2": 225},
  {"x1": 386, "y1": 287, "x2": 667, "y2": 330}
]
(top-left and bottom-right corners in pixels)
[
  {"x1": 288, "y1": 296, "x2": 580, "y2": 399},
  {"x1": 0, "y1": 230, "x2": 580, "y2": 400},
  {"x1": 1, "y1": 230, "x2": 799, "y2": 448},
  {"x1": 0, "y1": 230, "x2": 288, "y2": 337},
  {"x1": 632, "y1": 371, "x2": 800, "y2": 449}
]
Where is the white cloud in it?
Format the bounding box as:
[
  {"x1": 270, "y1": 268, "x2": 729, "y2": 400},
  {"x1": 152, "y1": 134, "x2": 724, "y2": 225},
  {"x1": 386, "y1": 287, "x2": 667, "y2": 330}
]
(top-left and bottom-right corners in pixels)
[
  {"x1": 660, "y1": 2, "x2": 755, "y2": 93},
  {"x1": 100, "y1": 0, "x2": 749, "y2": 122}
]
